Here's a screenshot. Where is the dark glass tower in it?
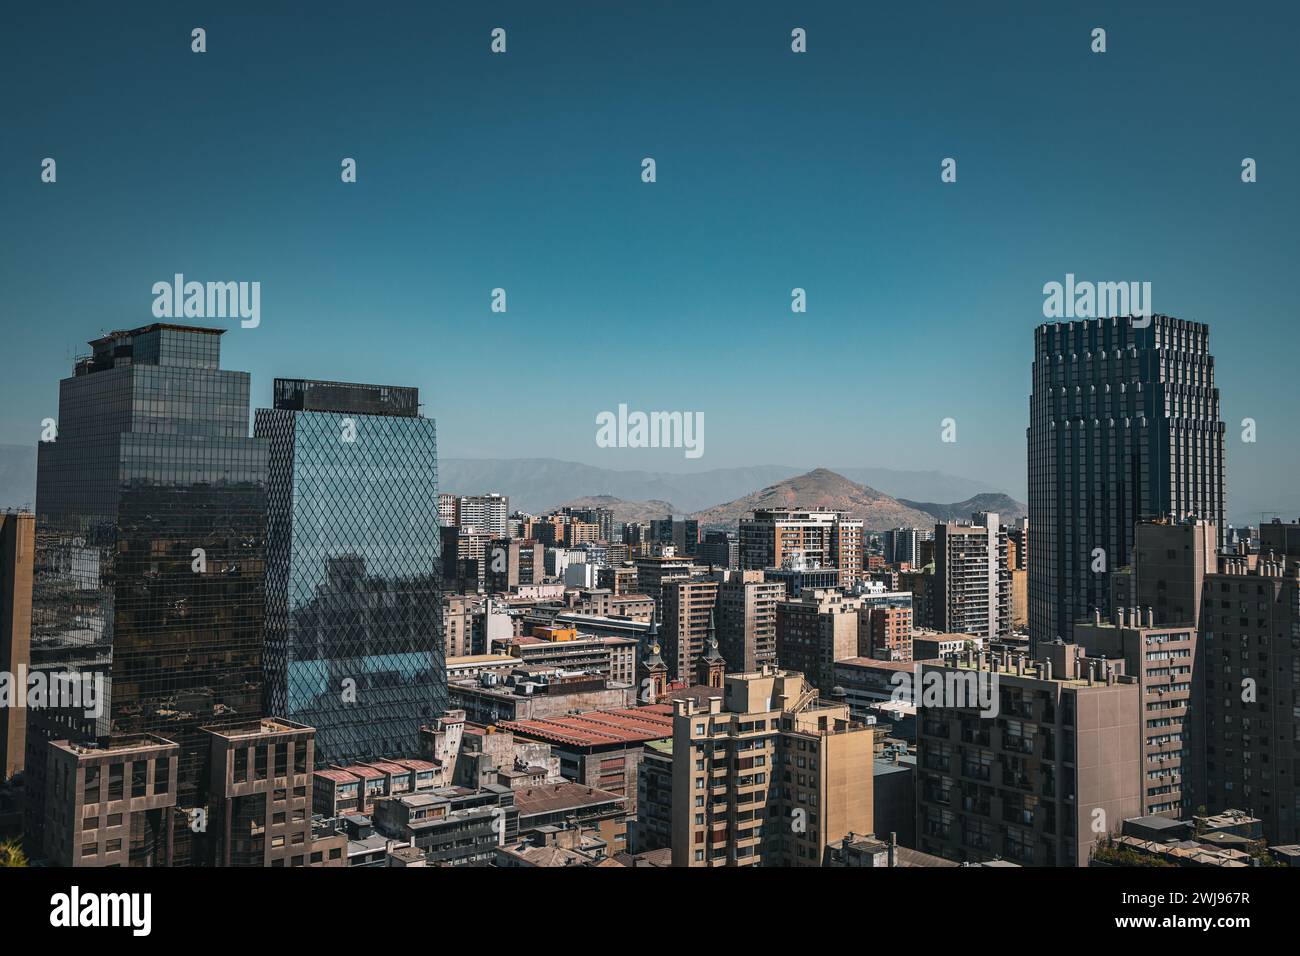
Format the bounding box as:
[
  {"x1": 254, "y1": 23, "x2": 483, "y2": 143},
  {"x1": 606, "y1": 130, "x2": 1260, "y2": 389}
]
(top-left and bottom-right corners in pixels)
[
  {"x1": 255, "y1": 379, "x2": 444, "y2": 765},
  {"x1": 26, "y1": 323, "x2": 267, "y2": 860},
  {"x1": 1027, "y1": 315, "x2": 1225, "y2": 649}
]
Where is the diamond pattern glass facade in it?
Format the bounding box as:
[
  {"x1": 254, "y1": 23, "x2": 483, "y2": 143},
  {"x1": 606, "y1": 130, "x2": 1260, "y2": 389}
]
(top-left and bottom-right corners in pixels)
[{"x1": 255, "y1": 381, "x2": 444, "y2": 765}]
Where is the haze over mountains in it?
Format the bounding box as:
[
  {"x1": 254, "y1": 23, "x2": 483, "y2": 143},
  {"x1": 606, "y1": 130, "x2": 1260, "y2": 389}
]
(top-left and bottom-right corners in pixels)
[
  {"x1": 0, "y1": 446, "x2": 1027, "y2": 528},
  {"x1": 440, "y1": 457, "x2": 1006, "y2": 515}
]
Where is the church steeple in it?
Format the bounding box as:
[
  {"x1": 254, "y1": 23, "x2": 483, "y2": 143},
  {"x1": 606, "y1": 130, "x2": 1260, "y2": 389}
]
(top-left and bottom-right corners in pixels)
[
  {"x1": 697, "y1": 608, "x2": 726, "y2": 688},
  {"x1": 638, "y1": 605, "x2": 669, "y2": 702}
]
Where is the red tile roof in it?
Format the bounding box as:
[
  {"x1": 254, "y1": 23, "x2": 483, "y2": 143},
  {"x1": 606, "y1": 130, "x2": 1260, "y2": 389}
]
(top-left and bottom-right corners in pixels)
[
  {"x1": 501, "y1": 706, "x2": 673, "y2": 749},
  {"x1": 314, "y1": 768, "x2": 361, "y2": 784}
]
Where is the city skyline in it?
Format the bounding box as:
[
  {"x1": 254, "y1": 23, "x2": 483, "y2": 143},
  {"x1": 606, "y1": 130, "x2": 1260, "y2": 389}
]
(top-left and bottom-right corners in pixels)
[
  {"x1": 3, "y1": 3, "x2": 1299, "y2": 520},
  {"x1": 3, "y1": 1, "x2": 1300, "y2": 904}
]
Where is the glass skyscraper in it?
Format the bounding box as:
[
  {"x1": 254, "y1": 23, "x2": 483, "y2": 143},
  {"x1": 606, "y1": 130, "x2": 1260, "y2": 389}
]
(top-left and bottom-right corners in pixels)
[
  {"x1": 255, "y1": 379, "x2": 444, "y2": 765},
  {"x1": 1027, "y1": 315, "x2": 1225, "y2": 649},
  {"x1": 26, "y1": 323, "x2": 268, "y2": 860}
]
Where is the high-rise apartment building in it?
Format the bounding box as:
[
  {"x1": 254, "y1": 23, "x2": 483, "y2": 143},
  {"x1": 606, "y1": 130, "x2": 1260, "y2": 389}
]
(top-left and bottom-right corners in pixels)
[
  {"x1": 1028, "y1": 316, "x2": 1226, "y2": 649},
  {"x1": 884, "y1": 528, "x2": 929, "y2": 567},
  {"x1": 671, "y1": 667, "x2": 873, "y2": 866},
  {"x1": 457, "y1": 493, "x2": 508, "y2": 537},
  {"x1": 933, "y1": 513, "x2": 1010, "y2": 640},
  {"x1": 1200, "y1": 549, "x2": 1300, "y2": 845},
  {"x1": 740, "y1": 509, "x2": 864, "y2": 587},
  {"x1": 1, "y1": 511, "x2": 34, "y2": 780},
  {"x1": 650, "y1": 516, "x2": 700, "y2": 557},
  {"x1": 915, "y1": 644, "x2": 1142, "y2": 866},
  {"x1": 661, "y1": 579, "x2": 721, "y2": 682},
  {"x1": 713, "y1": 569, "x2": 783, "y2": 673},
  {"x1": 26, "y1": 323, "x2": 268, "y2": 862},
  {"x1": 698, "y1": 530, "x2": 738, "y2": 569},
  {"x1": 1074, "y1": 610, "x2": 1201, "y2": 818},
  {"x1": 776, "y1": 590, "x2": 861, "y2": 692},
  {"x1": 255, "y1": 378, "x2": 445, "y2": 766}
]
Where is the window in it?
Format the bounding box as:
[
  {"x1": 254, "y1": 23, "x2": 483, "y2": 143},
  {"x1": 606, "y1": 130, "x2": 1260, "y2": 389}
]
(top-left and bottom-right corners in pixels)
[
  {"x1": 233, "y1": 748, "x2": 248, "y2": 783},
  {"x1": 154, "y1": 757, "x2": 170, "y2": 794},
  {"x1": 84, "y1": 767, "x2": 101, "y2": 804},
  {"x1": 108, "y1": 764, "x2": 123, "y2": 801}
]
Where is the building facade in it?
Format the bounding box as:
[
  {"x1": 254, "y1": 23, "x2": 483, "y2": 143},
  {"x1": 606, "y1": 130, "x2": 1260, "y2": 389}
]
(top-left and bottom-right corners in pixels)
[
  {"x1": 255, "y1": 378, "x2": 445, "y2": 765},
  {"x1": 1028, "y1": 316, "x2": 1225, "y2": 649}
]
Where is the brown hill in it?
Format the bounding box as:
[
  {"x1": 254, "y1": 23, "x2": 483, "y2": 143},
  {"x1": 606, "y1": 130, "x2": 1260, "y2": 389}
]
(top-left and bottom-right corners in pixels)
[{"x1": 689, "y1": 468, "x2": 937, "y2": 531}]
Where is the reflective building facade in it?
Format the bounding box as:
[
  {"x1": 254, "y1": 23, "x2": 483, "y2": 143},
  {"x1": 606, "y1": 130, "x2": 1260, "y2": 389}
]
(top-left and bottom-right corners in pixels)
[
  {"x1": 255, "y1": 379, "x2": 444, "y2": 766},
  {"x1": 1027, "y1": 315, "x2": 1225, "y2": 651},
  {"x1": 26, "y1": 324, "x2": 268, "y2": 862}
]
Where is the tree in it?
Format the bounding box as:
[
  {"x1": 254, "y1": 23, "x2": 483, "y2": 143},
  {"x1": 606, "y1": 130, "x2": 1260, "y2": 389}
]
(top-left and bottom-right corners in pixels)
[{"x1": 0, "y1": 838, "x2": 27, "y2": 867}]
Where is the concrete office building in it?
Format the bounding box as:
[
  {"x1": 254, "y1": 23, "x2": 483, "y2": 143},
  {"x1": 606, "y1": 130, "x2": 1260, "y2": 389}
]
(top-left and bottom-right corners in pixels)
[
  {"x1": 204, "y1": 718, "x2": 317, "y2": 867},
  {"x1": 1112, "y1": 518, "x2": 1217, "y2": 629},
  {"x1": 40, "y1": 734, "x2": 180, "y2": 867},
  {"x1": 1028, "y1": 316, "x2": 1226, "y2": 650},
  {"x1": 915, "y1": 644, "x2": 1142, "y2": 866}
]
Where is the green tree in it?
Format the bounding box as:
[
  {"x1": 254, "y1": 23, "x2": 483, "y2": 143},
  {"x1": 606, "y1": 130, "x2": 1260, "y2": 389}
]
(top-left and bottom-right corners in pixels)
[{"x1": 0, "y1": 838, "x2": 27, "y2": 867}]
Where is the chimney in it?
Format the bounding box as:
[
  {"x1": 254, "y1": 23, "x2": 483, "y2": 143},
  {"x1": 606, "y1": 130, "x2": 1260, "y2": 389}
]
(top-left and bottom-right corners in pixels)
[
  {"x1": 1145, "y1": 607, "x2": 1155, "y2": 627},
  {"x1": 888, "y1": 832, "x2": 897, "y2": 868},
  {"x1": 1093, "y1": 608, "x2": 1101, "y2": 625},
  {"x1": 1087, "y1": 660, "x2": 1096, "y2": 686},
  {"x1": 1113, "y1": 607, "x2": 1124, "y2": 627},
  {"x1": 1042, "y1": 658, "x2": 1052, "y2": 681}
]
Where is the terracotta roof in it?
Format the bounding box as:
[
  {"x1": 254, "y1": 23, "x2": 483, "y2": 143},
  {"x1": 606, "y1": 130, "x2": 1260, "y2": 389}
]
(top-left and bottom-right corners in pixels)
[
  {"x1": 500, "y1": 706, "x2": 673, "y2": 749},
  {"x1": 363, "y1": 761, "x2": 409, "y2": 775},
  {"x1": 394, "y1": 759, "x2": 437, "y2": 772},
  {"x1": 314, "y1": 768, "x2": 361, "y2": 784}
]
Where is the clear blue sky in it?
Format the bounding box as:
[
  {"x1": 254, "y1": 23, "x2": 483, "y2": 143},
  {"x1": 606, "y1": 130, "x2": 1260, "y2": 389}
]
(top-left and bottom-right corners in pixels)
[{"x1": 2, "y1": 1, "x2": 1297, "y2": 518}]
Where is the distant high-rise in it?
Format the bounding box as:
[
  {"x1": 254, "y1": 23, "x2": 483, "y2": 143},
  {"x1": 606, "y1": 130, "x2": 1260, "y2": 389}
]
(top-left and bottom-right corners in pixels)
[
  {"x1": 1027, "y1": 316, "x2": 1225, "y2": 649},
  {"x1": 1, "y1": 511, "x2": 34, "y2": 781},
  {"x1": 457, "y1": 493, "x2": 508, "y2": 537},
  {"x1": 255, "y1": 378, "x2": 445, "y2": 765},
  {"x1": 933, "y1": 513, "x2": 1009, "y2": 640},
  {"x1": 740, "y1": 509, "x2": 864, "y2": 587},
  {"x1": 26, "y1": 323, "x2": 268, "y2": 861}
]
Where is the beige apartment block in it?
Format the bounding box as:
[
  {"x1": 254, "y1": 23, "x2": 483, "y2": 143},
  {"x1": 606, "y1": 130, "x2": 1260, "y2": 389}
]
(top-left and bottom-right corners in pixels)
[{"x1": 671, "y1": 666, "x2": 873, "y2": 867}]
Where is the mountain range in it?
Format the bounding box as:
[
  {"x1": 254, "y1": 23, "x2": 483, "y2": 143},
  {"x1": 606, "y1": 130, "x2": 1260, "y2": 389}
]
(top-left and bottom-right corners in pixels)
[{"x1": 563, "y1": 469, "x2": 1026, "y2": 532}]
